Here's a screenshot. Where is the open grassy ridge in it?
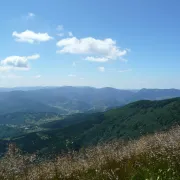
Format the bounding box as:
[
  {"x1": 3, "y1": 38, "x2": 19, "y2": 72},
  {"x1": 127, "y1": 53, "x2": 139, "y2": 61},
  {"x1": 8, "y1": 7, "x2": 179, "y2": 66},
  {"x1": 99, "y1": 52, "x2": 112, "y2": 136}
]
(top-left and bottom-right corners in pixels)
[{"x1": 1, "y1": 126, "x2": 180, "y2": 179}]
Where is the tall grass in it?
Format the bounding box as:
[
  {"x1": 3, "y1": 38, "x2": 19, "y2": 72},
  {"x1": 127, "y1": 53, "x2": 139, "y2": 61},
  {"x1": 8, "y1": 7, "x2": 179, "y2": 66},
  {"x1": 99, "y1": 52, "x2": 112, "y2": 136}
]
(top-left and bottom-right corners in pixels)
[{"x1": 1, "y1": 126, "x2": 180, "y2": 179}]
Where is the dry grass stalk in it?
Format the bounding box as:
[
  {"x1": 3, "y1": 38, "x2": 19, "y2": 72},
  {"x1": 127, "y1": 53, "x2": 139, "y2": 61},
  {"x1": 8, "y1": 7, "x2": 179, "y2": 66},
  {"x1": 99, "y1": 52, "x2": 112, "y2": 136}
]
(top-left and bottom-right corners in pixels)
[{"x1": 1, "y1": 126, "x2": 180, "y2": 179}]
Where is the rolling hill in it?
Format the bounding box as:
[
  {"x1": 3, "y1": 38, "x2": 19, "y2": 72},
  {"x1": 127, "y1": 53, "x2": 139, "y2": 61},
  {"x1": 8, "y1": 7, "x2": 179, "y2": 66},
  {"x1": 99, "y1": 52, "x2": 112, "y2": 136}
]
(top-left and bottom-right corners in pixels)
[{"x1": 6, "y1": 97, "x2": 180, "y2": 155}]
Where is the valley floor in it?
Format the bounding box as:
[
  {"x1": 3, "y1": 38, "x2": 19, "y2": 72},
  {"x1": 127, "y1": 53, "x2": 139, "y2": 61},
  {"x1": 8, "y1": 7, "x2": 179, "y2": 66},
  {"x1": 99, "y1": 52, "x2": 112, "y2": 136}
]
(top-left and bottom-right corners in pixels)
[{"x1": 1, "y1": 126, "x2": 180, "y2": 180}]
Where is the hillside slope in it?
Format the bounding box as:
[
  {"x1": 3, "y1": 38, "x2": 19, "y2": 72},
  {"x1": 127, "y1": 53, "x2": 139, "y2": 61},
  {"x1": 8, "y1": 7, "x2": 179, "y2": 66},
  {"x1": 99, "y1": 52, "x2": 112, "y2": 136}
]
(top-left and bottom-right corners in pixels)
[
  {"x1": 8, "y1": 97, "x2": 180, "y2": 154},
  {"x1": 79, "y1": 98, "x2": 180, "y2": 145},
  {"x1": 0, "y1": 112, "x2": 61, "y2": 125},
  {"x1": 0, "y1": 92, "x2": 62, "y2": 115},
  {"x1": 2, "y1": 126, "x2": 180, "y2": 179}
]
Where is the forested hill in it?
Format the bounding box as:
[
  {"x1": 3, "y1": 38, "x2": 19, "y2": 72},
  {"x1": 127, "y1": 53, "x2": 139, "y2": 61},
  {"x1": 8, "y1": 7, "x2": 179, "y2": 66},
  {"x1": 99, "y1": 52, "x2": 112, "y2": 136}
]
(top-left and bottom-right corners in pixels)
[{"x1": 7, "y1": 97, "x2": 180, "y2": 155}]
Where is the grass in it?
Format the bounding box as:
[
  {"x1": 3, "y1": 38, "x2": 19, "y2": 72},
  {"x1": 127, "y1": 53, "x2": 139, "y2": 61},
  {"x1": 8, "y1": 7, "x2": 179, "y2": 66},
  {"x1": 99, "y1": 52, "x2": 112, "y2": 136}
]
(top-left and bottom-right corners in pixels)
[{"x1": 1, "y1": 126, "x2": 180, "y2": 179}]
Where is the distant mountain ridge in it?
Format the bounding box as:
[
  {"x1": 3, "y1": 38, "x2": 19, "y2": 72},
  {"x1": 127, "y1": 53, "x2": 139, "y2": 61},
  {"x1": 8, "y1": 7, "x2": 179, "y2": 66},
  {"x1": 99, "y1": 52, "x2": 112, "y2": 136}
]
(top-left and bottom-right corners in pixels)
[{"x1": 0, "y1": 87, "x2": 180, "y2": 116}]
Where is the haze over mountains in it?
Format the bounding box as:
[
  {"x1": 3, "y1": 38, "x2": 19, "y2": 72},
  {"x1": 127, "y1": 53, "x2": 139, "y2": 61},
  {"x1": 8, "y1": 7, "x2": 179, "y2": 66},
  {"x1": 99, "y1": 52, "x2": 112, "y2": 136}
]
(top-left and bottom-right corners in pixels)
[{"x1": 0, "y1": 86, "x2": 180, "y2": 116}]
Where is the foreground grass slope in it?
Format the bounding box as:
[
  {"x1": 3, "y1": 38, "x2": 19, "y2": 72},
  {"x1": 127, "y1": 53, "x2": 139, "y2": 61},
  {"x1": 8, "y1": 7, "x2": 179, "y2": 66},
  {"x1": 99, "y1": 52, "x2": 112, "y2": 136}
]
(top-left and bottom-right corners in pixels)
[
  {"x1": 9, "y1": 98, "x2": 180, "y2": 155},
  {"x1": 1, "y1": 126, "x2": 180, "y2": 179}
]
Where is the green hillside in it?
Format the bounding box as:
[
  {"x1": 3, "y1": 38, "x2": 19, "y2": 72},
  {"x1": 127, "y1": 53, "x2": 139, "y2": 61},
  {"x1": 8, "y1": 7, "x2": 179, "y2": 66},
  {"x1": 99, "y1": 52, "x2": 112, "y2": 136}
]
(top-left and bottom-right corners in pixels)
[
  {"x1": 79, "y1": 98, "x2": 180, "y2": 145},
  {"x1": 0, "y1": 112, "x2": 62, "y2": 125},
  {"x1": 0, "y1": 125, "x2": 23, "y2": 139},
  {"x1": 7, "y1": 97, "x2": 180, "y2": 155}
]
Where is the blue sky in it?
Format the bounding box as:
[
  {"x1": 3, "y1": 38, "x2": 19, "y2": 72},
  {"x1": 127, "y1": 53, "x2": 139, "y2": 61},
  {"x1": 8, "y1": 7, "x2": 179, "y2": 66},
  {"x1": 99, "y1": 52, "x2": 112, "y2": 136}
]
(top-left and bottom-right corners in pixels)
[{"x1": 0, "y1": 0, "x2": 180, "y2": 89}]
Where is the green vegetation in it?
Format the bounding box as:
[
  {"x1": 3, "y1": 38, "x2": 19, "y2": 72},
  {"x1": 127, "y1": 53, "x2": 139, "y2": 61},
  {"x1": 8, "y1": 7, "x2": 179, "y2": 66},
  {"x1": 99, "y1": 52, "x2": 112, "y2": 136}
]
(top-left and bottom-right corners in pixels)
[
  {"x1": 2, "y1": 97, "x2": 179, "y2": 155},
  {"x1": 0, "y1": 97, "x2": 180, "y2": 179},
  {"x1": 1, "y1": 126, "x2": 180, "y2": 179},
  {"x1": 0, "y1": 125, "x2": 23, "y2": 139},
  {"x1": 0, "y1": 112, "x2": 62, "y2": 125}
]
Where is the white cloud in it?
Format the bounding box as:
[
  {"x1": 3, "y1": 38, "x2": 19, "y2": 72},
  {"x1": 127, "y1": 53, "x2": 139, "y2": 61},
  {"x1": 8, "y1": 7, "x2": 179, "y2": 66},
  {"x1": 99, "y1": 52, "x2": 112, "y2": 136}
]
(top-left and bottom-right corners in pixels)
[
  {"x1": 118, "y1": 69, "x2": 132, "y2": 73},
  {"x1": 68, "y1": 32, "x2": 73, "y2": 37},
  {"x1": 57, "y1": 33, "x2": 64, "y2": 37},
  {"x1": 0, "y1": 54, "x2": 40, "y2": 71},
  {"x1": 68, "y1": 74, "x2": 76, "y2": 77},
  {"x1": 27, "y1": 12, "x2": 35, "y2": 19},
  {"x1": 57, "y1": 25, "x2": 64, "y2": 31},
  {"x1": 0, "y1": 66, "x2": 11, "y2": 72},
  {"x1": 27, "y1": 54, "x2": 40, "y2": 60},
  {"x1": 12, "y1": 30, "x2": 53, "y2": 43},
  {"x1": 85, "y1": 56, "x2": 108, "y2": 62},
  {"x1": 80, "y1": 77, "x2": 85, "y2": 80},
  {"x1": 98, "y1": 67, "x2": 105, "y2": 72},
  {"x1": 1, "y1": 56, "x2": 28, "y2": 68},
  {"x1": 56, "y1": 37, "x2": 127, "y2": 62}
]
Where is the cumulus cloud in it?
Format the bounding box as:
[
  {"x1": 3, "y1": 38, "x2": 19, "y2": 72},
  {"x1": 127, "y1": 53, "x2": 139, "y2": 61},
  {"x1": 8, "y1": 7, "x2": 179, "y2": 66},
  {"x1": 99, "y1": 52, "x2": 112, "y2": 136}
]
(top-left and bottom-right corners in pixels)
[
  {"x1": 98, "y1": 67, "x2": 105, "y2": 72},
  {"x1": 1, "y1": 56, "x2": 29, "y2": 68},
  {"x1": 85, "y1": 56, "x2": 108, "y2": 62},
  {"x1": 56, "y1": 37, "x2": 127, "y2": 62},
  {"x1": 27, "y1": 54, "x2": 40, "y2": 60},
  {"x1": 0, "y1": 54, "x2": 40, "y2": 71},
  {"x1": 12, "y1": 30, "x2": 53, "y2": 43},
  {"x1": 0, "y1": 66, "x2": 12, "y2": 72}
]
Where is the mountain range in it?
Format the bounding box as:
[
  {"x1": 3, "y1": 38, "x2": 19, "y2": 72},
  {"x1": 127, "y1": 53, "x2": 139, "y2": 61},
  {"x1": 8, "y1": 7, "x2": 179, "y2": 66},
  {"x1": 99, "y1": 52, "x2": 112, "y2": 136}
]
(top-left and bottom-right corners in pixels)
[{"x1": 0, "y1": 86, "x2": 180, "y2": 116}]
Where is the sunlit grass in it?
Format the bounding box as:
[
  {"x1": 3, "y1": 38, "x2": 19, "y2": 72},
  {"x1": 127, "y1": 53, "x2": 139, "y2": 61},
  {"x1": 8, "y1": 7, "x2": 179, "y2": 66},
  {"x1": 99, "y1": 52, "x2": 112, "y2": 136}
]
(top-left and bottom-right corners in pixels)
[{"x1": 1, "y1": 126, "x2": 180, "y2": 179}]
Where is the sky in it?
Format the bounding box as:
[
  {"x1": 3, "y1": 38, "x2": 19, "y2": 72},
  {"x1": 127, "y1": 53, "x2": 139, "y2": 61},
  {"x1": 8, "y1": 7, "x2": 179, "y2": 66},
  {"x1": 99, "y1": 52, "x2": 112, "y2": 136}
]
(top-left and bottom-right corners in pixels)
[{"x1": 0, "y1": 0, "x2": 180, "y2": 89}]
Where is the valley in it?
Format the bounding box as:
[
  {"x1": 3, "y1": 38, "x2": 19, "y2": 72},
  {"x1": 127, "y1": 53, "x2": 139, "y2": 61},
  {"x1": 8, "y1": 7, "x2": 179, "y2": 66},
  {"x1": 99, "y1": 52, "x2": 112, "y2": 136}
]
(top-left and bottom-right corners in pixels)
[{"x1": 0, "y1": 87, "x2": 179, "y2": 156}]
